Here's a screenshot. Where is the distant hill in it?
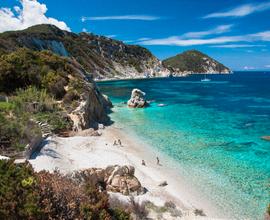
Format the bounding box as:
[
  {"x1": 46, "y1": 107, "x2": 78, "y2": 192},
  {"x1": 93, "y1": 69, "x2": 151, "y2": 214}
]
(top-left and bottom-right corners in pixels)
[
  {"x1": 0, "y1": 24, "x2": 169, "y2": 79},
  {"x1": 163, "y1": 50, "x2": 231, "y2": 74}
]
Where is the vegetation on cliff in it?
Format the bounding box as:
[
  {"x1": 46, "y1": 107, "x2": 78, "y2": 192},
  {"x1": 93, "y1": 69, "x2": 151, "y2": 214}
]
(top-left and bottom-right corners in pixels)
[
  {"x1": 163, "y1": 50, "x2": 231, "y2": 73},
  {"x1": 0, "y1": 159, "x2": 130, "y2": 219},
  {"x1": 0, "y1": 48, "x2": 110, "y2": 157},
  {"x1": 0, "y1": 24, "x2": 165, "y2": 79}
]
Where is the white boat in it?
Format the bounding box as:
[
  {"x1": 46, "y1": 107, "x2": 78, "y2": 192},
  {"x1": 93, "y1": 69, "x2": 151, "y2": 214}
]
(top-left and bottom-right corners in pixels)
[
  {"x1": 157, "y1": 103, "x2": 167, "y2": 107},
  {"x1": 201, "y1": 74, "x2": 211, "y2": 82}
]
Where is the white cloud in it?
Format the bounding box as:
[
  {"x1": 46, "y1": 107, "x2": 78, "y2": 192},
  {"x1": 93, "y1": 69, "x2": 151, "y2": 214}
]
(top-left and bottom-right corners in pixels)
[
  {"x1": 82, "y1": 28, "x2": 88, "y2": 32},
  {"x1": 211, "y1": 44, "x2": 266, "y2": 48},
  {"x1": 0, "y1": 0, "x2": 70, "y2": 33},
  {"x1": 244, "y1": 66, "x2": 255, "y2": 70},
  {"x1": 250, "y1": 31, "x2": 270, "y2": 41},
  {"x1": 138, "y1": 30, "x2": 270, "y2": 46},
  {"x1": 120, "y1": 25, "x2": 233, "y2": 44},
  {"x1": 182, "y1": 25, "x2": 233, "y2": 38},
  {"x1": 265, "y1": 65, "x2": 270, "y2": 68},
  {"x1": 81, "y1": 15, "x2": 161, "y2": 22},
  {"x1": 203, "y1": 1, "x2": 270, "y2": 18},
  {"x1": 139, "y1": 35, "x2": 244, "y2": 46},
  {"x1": 137, "y1": 37, "x2": 152, "y2": 41}
]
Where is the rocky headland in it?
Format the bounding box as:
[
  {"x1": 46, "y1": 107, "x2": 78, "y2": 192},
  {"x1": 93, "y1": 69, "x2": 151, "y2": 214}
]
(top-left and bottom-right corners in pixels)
[{"x1": 163, "y1": 50, "x2": 231, "y2": 75}]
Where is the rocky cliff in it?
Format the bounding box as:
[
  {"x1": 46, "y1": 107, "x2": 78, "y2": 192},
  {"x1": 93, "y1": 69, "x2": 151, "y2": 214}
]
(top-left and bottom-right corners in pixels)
[
  {"x1": 0, "y1": 24, "x2": 170, "y2": 79},
  {"x1": 163, "y1": 50, "x2": 231, "y2": 75},
  {"x1": 0, "y1": 48, "x2": 112, "y2": 157}
]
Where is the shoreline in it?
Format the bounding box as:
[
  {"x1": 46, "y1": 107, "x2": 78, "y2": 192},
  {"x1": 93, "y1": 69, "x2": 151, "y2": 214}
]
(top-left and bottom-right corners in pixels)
[
  {"x1": 95, "y1": 72, "x2": 234, "y2": 83},
  {"x1": 29, "y1": 124, "x2": 229, "y2": 219}
]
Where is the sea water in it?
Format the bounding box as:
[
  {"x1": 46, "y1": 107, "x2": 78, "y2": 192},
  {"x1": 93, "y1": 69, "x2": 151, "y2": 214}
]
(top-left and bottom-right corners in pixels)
[{"x1": 98, "y1": 72, "x2": 270, "y2": 219}]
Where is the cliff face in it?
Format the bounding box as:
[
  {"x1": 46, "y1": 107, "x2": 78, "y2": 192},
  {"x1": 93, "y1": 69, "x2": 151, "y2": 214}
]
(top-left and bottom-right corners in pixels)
[
  {"x1": 0, "y1": 48, "x2": 112, "y2": 157},
  {"x1": 163, "y1": 50, "x2": 231, "y2": 75},
  {"x1": 0, "y1": 24, "x2": 170, "y2": 79}
]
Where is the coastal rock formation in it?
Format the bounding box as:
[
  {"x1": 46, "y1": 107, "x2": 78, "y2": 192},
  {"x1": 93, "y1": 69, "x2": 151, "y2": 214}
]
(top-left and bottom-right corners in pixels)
[
  {"x1": 74, "y1": 165, "x2": 145, "y2": 196},
  {"x1": 0, "y1": 47, "x2": 112, "y2": 158},
  {"x1": 127, "y1": 89, "x2": 148, "y2": 108},
  {"x1": 67, "y1": 76, "x2": 111, "y2": 131},
  {"x1": 163, "y1": 50, "x2": 231, "y2": 75}
]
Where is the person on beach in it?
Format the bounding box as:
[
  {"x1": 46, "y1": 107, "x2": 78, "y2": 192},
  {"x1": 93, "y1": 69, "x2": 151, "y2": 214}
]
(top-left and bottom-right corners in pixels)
[
  {"x1": 118, "y1": 139, "x2": 122, "y2": 146},
  {"x1": 142, "y1": 160, "x2": 146, "y2": 166},
  {"x1": 156, "y1": 157, "x2": 160, "y2": 165},
  {"x1": 113, "y1": 140, "x2": 117, "y2": 146}
]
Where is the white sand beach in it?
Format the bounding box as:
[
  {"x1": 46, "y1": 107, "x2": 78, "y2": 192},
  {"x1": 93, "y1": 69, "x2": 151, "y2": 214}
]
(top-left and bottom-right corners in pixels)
[{"x1": 29, "y1": 125, "x2": 227, "y2": 219}]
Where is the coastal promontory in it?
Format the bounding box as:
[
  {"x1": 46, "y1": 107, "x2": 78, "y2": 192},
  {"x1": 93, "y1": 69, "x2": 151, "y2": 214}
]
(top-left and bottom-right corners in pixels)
[{"x1": 163, "y1": 49, "x2": 231, "y2": 75}]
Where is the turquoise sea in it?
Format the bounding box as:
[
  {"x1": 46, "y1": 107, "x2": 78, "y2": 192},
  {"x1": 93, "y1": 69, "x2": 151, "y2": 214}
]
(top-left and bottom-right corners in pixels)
[{"x1": 98, "y1": 72, "x2": 270, "y2": 219}]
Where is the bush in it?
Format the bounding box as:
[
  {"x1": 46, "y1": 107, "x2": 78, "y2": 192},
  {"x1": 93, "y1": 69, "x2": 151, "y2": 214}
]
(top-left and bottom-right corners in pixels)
[
  {"x1": 0, "y1": 48, "x2": 70, "y2": 96},
  {"x1": 111, "y1": 208, "x2": 131, "y2": 220},
  {"x1": 0, "y1": 160, "x2": 131, "y2": 219},
  {"x1": 42, "y1": 71, "x2": 67, "y2": 99},
  {"x1": 0, "y1": 86, "x2": 72, "y2": 155},
  {"x1": 0, "y1": 112, "x2": 41, "y2": 154},
  {"x1": 0, "y1": 160, "x2": 41, "y2": 219},
  {"x1": 0, "y1": 101, "x2": 14, "y2": 112},
  {"x1": 80, "y1": 184, "x2": 111, "y2": 219},
  {"x1": 110, "y1": 196, "x2": 147, "y2": 220},
  {"x1": 13, "y1": 86, "x2": 55, "y2": 113},
  {"x1": 63, "y1": 90, "x2": 80, "y2": 105},
  {"x1": 35, "y1": 111, "x2": 72, "y2": 133}
]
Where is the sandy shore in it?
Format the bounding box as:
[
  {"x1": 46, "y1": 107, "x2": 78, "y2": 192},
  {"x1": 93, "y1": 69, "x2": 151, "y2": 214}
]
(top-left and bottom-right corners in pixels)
[{"x1": 29, "y1": 125, "x2": 227, "y2": 219}]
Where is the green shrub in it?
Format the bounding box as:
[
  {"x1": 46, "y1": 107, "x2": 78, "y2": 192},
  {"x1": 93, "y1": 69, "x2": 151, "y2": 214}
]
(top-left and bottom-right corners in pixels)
[
  {"x1": 0, "y1": 160, "x2": 131, "y2": 219},
  {"x1": 0, "y1": 48, "x2": 69, "y2": 96},
  {"x1": 0, "y1": 112, "x2": 34, "y2": 152},
  {"x1": 42, "y1": 71, "x2": 67, "y2": 99},
  {"x1": 63, "y1": 89, "x2": 80, "y2": 104},
  {"x1": 13, "y1": 86, "x2": 55, "y2": 113},
  {"x1": 35, "y1": 111, "x2": 72, "y2": 133},
  {"x1": 81, "y1": 184, "x2": 111, "y2": 219},
  {"x1": 0, "y1": 101, "x2": 14, "y2": 112},
  {"x1": 0, "y1": 160, "x2": 41, "y2": 219},
  {"x1": 111, "y1": 208, "x2": 131, "y2": 220}
]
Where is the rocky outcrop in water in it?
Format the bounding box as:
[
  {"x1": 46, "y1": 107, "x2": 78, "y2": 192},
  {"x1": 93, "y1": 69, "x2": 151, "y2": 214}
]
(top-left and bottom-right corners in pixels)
[
  {"x1": 127, "y1": 89, "x2": 148, "y2": 108},
  {"x1": 74, "y1": 165, "x2": 145, "y2": 196}
]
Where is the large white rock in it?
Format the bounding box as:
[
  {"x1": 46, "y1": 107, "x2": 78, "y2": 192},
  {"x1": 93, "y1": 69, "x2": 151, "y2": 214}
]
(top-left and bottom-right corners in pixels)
[{"x1": 127, "y1": 89, "x2": 148, "y2": 108}]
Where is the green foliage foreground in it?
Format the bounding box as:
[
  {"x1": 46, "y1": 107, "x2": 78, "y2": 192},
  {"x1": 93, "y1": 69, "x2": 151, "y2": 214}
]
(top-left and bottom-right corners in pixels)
[
  {"x1": 0, "y1": 48, "x2": 81, "y2": 155},
  {"x1": 0, "y1": 87, "x2": 72, "y2": 155},
  {"x1": 0, "y1": 160, "x2": 131, "y2": 219}
]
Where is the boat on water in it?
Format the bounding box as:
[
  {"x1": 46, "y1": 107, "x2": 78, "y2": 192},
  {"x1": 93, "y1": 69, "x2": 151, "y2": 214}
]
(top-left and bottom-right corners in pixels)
[
  {"x1": 201, "y1": 74, "x2": 211, "y2": 82},
  {"x1": 157, "y1": 103, "x2": 167, "y2": 107}
]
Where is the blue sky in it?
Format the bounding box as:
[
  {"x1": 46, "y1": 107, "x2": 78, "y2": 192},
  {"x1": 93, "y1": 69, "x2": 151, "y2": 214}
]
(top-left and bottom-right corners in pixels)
[{"x1": 0, "y1": 0, "x2": 270, "y2": 70}]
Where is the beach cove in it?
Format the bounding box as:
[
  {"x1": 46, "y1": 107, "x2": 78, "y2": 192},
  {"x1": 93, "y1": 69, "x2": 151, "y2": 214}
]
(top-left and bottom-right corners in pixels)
[
  {"x1": 30, "y1": 124, "x2": 225, "y2": 219},
  {"x1": 97, "y1": 72, "x2": 270, "y2": 219},
  {"x1": 27, "y1": 72, "x2": 270, "y2": 219}
]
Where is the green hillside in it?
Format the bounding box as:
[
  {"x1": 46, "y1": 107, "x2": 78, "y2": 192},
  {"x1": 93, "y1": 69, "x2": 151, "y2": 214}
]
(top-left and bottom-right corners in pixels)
[{"x1": 163, "y1": 50, "x2": 231, "y2": 73}]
